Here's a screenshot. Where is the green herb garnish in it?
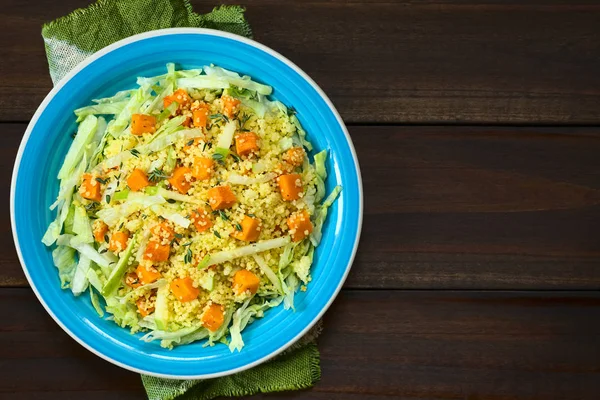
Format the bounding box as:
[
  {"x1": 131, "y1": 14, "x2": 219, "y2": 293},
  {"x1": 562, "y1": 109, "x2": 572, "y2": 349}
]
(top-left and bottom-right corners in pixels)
[
  {"x1": 184, "y1": 248, "x2": 193, "y2": 264},
  {"x1": 218, "y1": 210, "x2": 229, "y2": 221},
  {"x1": 212, "y1": 152, "x2": 226, "y2": 165},
  {"x1": 148, "y1": 168, "x2": 170, "y2": 183},
  {"x1": 210, "y1": 113, "x2": 229, "y2": 123},
  {"x1": 239, "y1": 113, "x2": 251, "y2": 131},
  {"x1": 213, "y1": 230, "x2": 221, "y2": 239}
]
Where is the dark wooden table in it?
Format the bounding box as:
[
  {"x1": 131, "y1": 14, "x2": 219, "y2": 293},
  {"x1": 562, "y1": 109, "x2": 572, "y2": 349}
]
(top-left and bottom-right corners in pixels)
[{"x1": 2, "y1": 1, "x2": 600, "y2": 399}]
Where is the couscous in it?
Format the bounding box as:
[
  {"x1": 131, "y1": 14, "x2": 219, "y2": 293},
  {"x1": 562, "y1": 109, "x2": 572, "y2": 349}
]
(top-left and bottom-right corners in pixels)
[{"x1": 42, "y1": 64, "x2": 341, "y2": 350}]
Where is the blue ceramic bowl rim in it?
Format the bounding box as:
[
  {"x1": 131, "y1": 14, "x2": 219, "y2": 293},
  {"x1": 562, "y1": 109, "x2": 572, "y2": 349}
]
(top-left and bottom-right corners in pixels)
[{"x1": 11, "y1": 28, "x2": 363, "y2": 379}]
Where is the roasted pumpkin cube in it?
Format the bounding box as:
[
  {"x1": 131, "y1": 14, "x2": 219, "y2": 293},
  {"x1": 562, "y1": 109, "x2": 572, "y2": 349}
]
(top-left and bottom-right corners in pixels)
[
  {"x1": 109, "y1": 231, "x2": 129, "y2": 253},
  {"x1": 207, "y1": 185, "x2": 237, "y2": 210},
  {"x1": 131, "y1": 114, "x2": 157, "y2": 135},
  {"x1": 127, "y1": 169, "x2": 150, "y2": 192},
  {"x1": 168, "y1": 166, "x2": 192, "y2": 194},
  {"x1": 163, "y1": 88, "x2": 191, "y2": 109},
  {"x1": 144, "y1": 239, "x2": 171, "y2": 262},
  {"x1": 170, "y1": 277, "x2": 200, "y2": 302},
  {"x1": 202, "y1": 303, "x2": 224, "y2": 331},
  {"x1": 287, "y1": 210, "x2": 313, "y2": 242},
  {"x1": 136, "y1": 264, "x2": 161, "y2": 284},
  {"x1": 233, "y1": 270, "x2": 260, "y2": 295},
  {"x1": 235, "y1": 132, "x2": 260, "y2": 157},
  {"x1": 192, "y1": 157, "x2": 214, "y2": 181},
  {"x1": 79, "y1": 173, "x2": 102, "y2": 202},
  {"x1": 231, "y1": 215, "x2": 261, "y2": 242},
  {"x1": 191, "y1": 208, "x2": 213, "y2": 232},
  {"x1": 278, "y1": 173, "x2": 303, "y2": 201}
]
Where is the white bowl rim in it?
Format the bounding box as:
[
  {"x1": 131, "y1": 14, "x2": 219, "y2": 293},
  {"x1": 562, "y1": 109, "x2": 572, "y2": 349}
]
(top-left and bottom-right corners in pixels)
[{"x1": 10, "y1": 27, "x2": 363, "y2": 379}]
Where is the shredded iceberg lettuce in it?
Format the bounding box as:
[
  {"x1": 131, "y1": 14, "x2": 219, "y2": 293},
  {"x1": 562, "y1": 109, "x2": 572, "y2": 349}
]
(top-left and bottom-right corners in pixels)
[
  {"x1": 252, "y1": 254, "x2": 283, "y2": 294},
  {"x1": 310, "y1": 185, "x2": 342, "y2": 246},
  {"x1": 71, "y1": 254, "x2": 92, "y2": 295},
  {"x1": 102, "y1": 234, "x2": 137, "y2": 296},
  {"x1": 74, "y1": 101, "x2": 129, "y2": 122},
  {"x1": 107, "y1": 87, "x2": 153, "y2": 137},
  {"x1": 72, "y1": 205, "x2": 94, "y2": 244},
  {"x1": 207, "y1": 237, "x2": 291, "y2": 266},
  {"x1": 227, "y1": 172, "x2": 276, "y2": 185},
  {"x1": 51, "y1": 245, "x2": 77, "y2": 289},
  {"x1": 89, "y1": 287, "x2": 105, "y2": 317},
  {"x1": 204, "y1": 65, "x2": 273, "y2": 95},
  {"x1": 92, "y1": 89, "x2": 134, "y2": 104},
  {"x1": 57, "y1": 115, "x2": 98, "y2": 180},
  {"x1": 97, "y1": 193, "x2": 166, "y2": 226},
  {"x1": 57, "y1": 234, "x2": 114, "y2": 269}
]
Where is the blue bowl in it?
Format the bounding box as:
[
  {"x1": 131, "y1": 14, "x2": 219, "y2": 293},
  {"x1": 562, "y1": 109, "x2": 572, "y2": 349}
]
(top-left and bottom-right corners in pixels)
[{"x1": 11, "y1": 28, "x2": 362, "y2": 378}]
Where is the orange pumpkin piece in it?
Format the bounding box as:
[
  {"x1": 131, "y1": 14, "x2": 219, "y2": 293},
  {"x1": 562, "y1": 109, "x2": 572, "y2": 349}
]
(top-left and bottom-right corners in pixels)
[
  {"x1": 125, "y1": 272, "x2": 142, "y2": 288},
  {"x1": 143, "y1": 239, "x2": 171, "y2": 262},
  {"x1": 231, "y1": 215, "x2": 261, "y2": 242},
  {"x1": 235, "y1": 132, "x2": 260, "y2": 157},
  {"x1": 168, "y1": 166, "x2": 192, "y2": 194},
  {"x1": 93, "y1": 220, "x2": 108, "y2": 243},
  {"x1": 136, "y1": 264, "x2": 161, "y2": 284},
  {"x1": 79, "y1": 173, "x2": 102, "y2": 202},
  {"x1": 202, "y1": 304, "x2": 225, "y2": 332},
  {"x1": 183, "y1": 137, "x2": 204, "y2": 153},
  {"x1": 282, "y1": 147, "x2": 305, "y2": 167},
  {"x1": 131, "y1": 114, "x2": 157, "y2": 135},
  {"x1": 278, "y1": 173, "x2": 303, "y2": 201},
  {"x1": 109, "y1": 231, "x2": 129, "y2": 253},
  {"x1": 150, "y1": 222, "x2": 175, "y2": 242},
  {"x1": 136, "y1": 297, "x2": 155, "y2": 317},
  {"x1": 207, "y1": 185, "x2": 237, "y2": 210},
  {"x1": 287, "y1": 210, "x2": 313, "y2": 242},
  {"x1": 170, "y1": 277, "x2": 200, "y2": 302},
  {"x1": 127, "y1": 168, "x2": 150, "y2": 192},
  {"x1": 221, "y1": 95, "x2": 241, "y2": 118},
  {"x1": 191, "y1": 208, "x2": 213, "y2": 232},
  {"x1": 193, "y1": 106, "x2": 210, "y2": 129},
  {"x1": 192, "y1": 157, "x2": 214, "y2": 181},
  {"x1": 233, "y1": 270, "x2": 260, "y2": 295},
  {"x1": 275, "y1": 162, "x2": 294, "y2": 175},
  {"x1": 163, "y1": 88, "x2": 191, "y2": 109}
]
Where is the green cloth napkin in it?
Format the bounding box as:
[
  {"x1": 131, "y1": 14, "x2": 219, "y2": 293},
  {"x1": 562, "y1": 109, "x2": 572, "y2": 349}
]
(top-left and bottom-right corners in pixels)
[
  {"x1": 41, "y1": 1, "x2": 322, "y2": 399},
  {"x1": 42, "y1": 0, "x2": 252, "y2": 84}
]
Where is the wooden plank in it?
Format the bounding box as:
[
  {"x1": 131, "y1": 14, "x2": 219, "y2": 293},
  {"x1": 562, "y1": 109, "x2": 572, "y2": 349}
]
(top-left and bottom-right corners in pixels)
[
  {"x1": 5, "y1": 124, "x2": 600, "y2": 289},
  {"x1": 1, "y1": 288, "x2": 599, "y2": 399},
  {"x1": 348, "y1": 125, "x2": 600, "y2": 289},
  {"x1": 1, "y1": 1, "x2": 600, "y2": 123}
]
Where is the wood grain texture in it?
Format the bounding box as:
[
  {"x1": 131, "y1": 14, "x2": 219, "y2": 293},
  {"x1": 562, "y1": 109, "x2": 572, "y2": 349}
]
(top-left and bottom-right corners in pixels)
[
  {"x1": 4, "y1": 123, "x2": 600, "y2": 289},
  {"x1": 2, "y1": 288, "x2": 599, "y2": 399},
  {"x1": 1, "y1": 0, "x2": 600, "y2": 123}
]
